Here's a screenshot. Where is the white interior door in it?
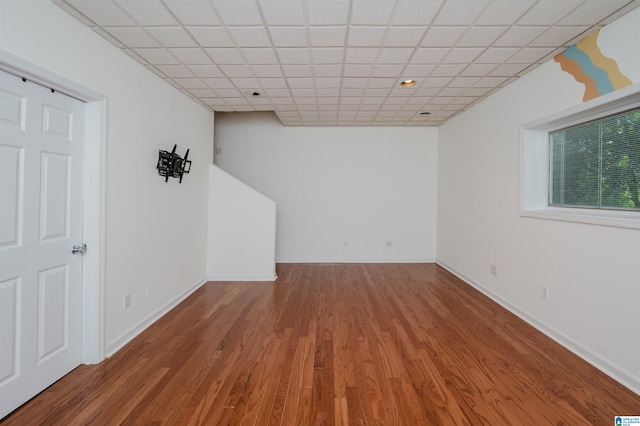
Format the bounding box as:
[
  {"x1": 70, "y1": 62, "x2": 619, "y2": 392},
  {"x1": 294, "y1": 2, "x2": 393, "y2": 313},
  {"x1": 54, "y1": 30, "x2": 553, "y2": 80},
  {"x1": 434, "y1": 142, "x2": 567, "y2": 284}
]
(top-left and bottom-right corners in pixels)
[{"x1": 0, "y1": 69, "x2": 84, "y2": 419}]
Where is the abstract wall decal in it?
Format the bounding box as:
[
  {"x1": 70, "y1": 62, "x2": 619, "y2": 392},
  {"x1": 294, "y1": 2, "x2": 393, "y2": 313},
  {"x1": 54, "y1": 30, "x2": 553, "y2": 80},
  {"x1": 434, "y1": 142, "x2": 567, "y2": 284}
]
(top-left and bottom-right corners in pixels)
[{"x1": 554, "y1": 30, "x2": 632, "y2": 101}]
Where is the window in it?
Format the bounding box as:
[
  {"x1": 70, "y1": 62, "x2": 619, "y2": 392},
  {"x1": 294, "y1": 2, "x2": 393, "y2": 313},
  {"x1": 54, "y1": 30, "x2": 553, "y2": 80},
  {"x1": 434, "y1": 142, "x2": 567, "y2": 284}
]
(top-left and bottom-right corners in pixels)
[
  {"x1": 520, "y1": 86, "x2": 640, "y2": 229},
  {"x1": 549, "y1": 108, "x2": 640, "y2": 211}
]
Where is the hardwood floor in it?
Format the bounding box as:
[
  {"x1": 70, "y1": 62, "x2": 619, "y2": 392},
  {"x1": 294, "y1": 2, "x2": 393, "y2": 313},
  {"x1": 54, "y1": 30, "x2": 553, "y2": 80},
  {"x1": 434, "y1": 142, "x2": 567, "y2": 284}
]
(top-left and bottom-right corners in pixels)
[{"x1": 3, "y1": 263, "x2": 638, "y2": 425}]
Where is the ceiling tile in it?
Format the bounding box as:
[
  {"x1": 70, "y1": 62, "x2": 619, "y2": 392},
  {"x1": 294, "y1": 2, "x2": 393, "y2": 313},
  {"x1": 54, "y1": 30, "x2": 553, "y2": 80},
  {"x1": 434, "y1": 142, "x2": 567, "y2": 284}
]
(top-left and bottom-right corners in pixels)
[
  {"x1": 315, "y1": 77, "x2": 342, "y2": 88},
  {"x1": 390, "y1": 0, "x2": 443, "y2": 25},
  {"x1": 371, "y1": 64, "x2": 406, "y2": 77},
  {"x1": 342, "y1": 78, "x2": 369, "y2": 88},
  {"x1": 530, "y1": 26, "x2": 590, "y2": 46},
  {"x1": 449, "y1": 76, "x2": 481, "y2": 87},
  {"x1": 410, "y1": 48, "x2": 450, "y2": 64},
  {"x1": 493, "y1": 26, "x2": 549, "y2": 47},
  {"x1": 230, "y1": 78, "x2": 261, "y2": 89},
  {"x1": 103, "y1": 27, "x2": 161, "y2": 48},
  {"x1": 367, "y1": 77, "x2": 397, "y2": 88},
  {"x1": 55, "y1": 0, "x2": 640, "y2": 127},
  {"x1": 309, "y1": 26, "x2": 348, "y2": 47},
  {"x1": 268, "y1": 27, "x2": 310, "y2": 47},
  {"x1": 259, "y1": 78, "x2": 289, "y2": 88},
  {"x1": 227, "y1": 26, "x2": 272, "y2": 47},
  {"x1": 311, "y1": 48, "x2": 344, "y2": 64},
  {"x1": 474, "y1": 47, "x2": 519, "y2": 63},
  {"x1": 258, "y1": 0, "x2": 306, "y2": 25},
  {"x1": 403, "y1": 64, "x2": 436, "y2": 76},
  {"x1": 475, "y1": 0, "x2": 536, "y2": 25},
  {"x1": 517, "y1": 0, "x2": 583, "y2": 25},
  {"x1": 281, "y1": 65, "x2": 314, "y2": 77},
  {"x1": 64, "y1": 0, "x2": 136, "y2": 25},
  {"x1": 169, "y1": 48, "x2": 212, "y2": 64},
  {"x1": 351, "y1": 0, "x2": 397, "y2": 25},
  {"x1": 155, "y1": 65, "x2": 195, "y2": 78},
  {"x1": 421, "y1": 77, "x2": 452, "y2": 88},
  {"x1": 114, "y1": 0, "x2": 178, "y2": 25},
  {"x1": 251, "y1": 65, "x2": 284, "y2": 77},
  {"x1": 218, "y1": 64, "x2": 255, "y2": 77},
  {"x1": 188, "y1": 64, "x2": 225, "y2": 77},
  {"x1": 438, "y1": 87, "x2": 465, "y2": 96},
  {"x1": 506, "y1": 47, "x2": 556, "y2": 63},
  {"x1": 377, "y1": 47, "x2": 415, "y2": 64},
  {"x1": 187, "y1": 27, "x2": 235, "y2": 48},
  {"x1": 163, "y1": 0, "x2": 222, "y2": 25},
  {"x1": 457, "y1": 26, "x2": 508, "y2": 47},
  {"x1": 306, "y1": 0, "x2": 350, "y2": 25},
  {"x1": 459, "y1": 63, "x2": 498, "y2": 76},
  {"x1": 264, "y1": 88, "x2": 292, "y2": 97},
  {"x1": 210, "y1": 0, "x2": 264, "y2": 25},
  {"x1": 276, "y1": 48, "x2": 311, "y2": 64},
  {"x1": 430, "y1": 64, "x2": 467, "y2": 76},
  {"x1": 345, "y1": 47, "x2": 380, "y2": 63},
  {"x1": 432, "y1": 0, "x2": 491, "y2": 25},
  {"x1": 421, "y1": 27, "x2": 467, "y2": 47},
  {"x1": 213, "y1": 88, "x2": 244, "y2": 97},
  {"x1": 173, "y1": 78, "x2": 206, "y2": 89},
  {"x1": 489, "y1": 63, "x2": 530, "y2": 76},
  {"x1": 133, "y1": 48, "x2": 180, "y2": 64},
  {"x1": 122, "y1": 49, "x2": 147, "y2": 63},
  {"x1": 241, "y1": 48, "x2": 279, "y2": 64},
  {"x1": 463, "y1": 87, "x2": 492, "y2": 96},
  {"x1": 347, "y1": 26, "x2": 387, "y2": 47},
  {"x1": 187, "y1": 88, "x2": 217, "y2": 97},
  {"x1": 343, "y1": 64, "x2": 374, "y2": 77},
  {"x1": 146, "y1": 27, "x2": 198, "y2": 48},
  {"x1": 383, "y1": 26, "x2": 427, "y2": 47},
  {"x1": 91, "y1": 26, "x2": 127, "y2": 48},
  {"x1": 313, "y1": 65, "x2": 344, "y2": 77},
  {"x1": 441, "y1": 48, "x2": 484, "y2": 64},
  {"x1": 474, "y1": 76, "x2": 510, "y2": 87},
  {"x1": 204, "y1": 48, "x2": 246, "y2": 64}
]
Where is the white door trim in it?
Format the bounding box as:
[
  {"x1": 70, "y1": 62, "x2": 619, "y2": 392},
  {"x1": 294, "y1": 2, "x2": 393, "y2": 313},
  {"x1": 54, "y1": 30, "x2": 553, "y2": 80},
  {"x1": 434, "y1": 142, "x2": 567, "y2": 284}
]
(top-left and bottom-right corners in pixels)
[{"x1": 0, "y1": 49, "x2": 106, "y2": 364}]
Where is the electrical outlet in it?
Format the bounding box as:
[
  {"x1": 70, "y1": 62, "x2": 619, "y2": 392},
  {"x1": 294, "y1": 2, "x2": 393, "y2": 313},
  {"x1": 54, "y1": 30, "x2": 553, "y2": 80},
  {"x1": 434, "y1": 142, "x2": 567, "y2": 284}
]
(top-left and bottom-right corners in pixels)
[
  {"x1": 124, "y1": 293, "x2": 131, "y2": 309},
  {"x1": 385, "y1": 240, "x2": 393, "y2": 248},
  {"x1": 490, "y1": 264, "x2": 497, "y2": 276},
  {"x1": 541, "y1": 286, "x2": 549, "y2": 300},
  {"x1": 146, "y1": 282, "x2": 152, "y2": 296}
]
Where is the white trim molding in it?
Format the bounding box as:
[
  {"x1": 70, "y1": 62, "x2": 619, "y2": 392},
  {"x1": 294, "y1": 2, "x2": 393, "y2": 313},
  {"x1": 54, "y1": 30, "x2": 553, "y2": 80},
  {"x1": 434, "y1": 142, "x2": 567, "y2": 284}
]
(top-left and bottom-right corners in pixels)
[
  {"x1": 520, "y1": 82, "x2": 640, "y2": 230},
  {"x1": 436, "y1": 259, "x2": 640, "y2": 396},
  {"x1": 0, "y1": 49, "x2": 108, "y2": 364},
  {"x1": 105, "y1": 276, "x2": 208, "y2": 357}
]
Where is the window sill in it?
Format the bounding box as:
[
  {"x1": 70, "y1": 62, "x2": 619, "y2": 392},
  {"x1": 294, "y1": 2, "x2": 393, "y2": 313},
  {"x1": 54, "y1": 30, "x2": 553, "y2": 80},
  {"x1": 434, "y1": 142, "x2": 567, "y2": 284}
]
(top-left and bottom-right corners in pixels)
[{"x1": 520, "y1": 207, "x2": 640, "y2": 230}]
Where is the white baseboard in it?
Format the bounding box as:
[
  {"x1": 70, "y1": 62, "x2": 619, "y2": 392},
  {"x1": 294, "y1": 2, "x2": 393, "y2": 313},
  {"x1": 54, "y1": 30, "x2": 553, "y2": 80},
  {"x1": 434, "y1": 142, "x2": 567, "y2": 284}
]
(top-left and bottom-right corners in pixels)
[
  {"x1": 436, "y1": 259, "x2": 640, "y2": 396},
  {"x1": 276, "y1": 257, "x2": 436, "y2": 263},
  {"x1": 207, "y1": 274, "x2": 277, "y2": 282},
  {"x1": 104, "y1": 275, "x2": 207, "y2": 357}
]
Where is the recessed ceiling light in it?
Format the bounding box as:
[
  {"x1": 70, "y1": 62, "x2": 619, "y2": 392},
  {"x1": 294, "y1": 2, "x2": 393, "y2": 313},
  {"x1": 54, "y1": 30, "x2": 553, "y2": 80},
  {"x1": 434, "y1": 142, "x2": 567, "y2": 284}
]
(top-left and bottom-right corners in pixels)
[{"x1": 400, "y1": 79, "x2": 416, "y2": 87}]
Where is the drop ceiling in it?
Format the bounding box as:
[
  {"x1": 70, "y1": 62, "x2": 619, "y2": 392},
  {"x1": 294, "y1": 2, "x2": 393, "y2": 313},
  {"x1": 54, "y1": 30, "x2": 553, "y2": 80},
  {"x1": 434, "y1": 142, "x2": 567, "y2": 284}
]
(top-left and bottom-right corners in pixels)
[{"x1": 52, "y1": 0, "x2": 640, "y2": 126}]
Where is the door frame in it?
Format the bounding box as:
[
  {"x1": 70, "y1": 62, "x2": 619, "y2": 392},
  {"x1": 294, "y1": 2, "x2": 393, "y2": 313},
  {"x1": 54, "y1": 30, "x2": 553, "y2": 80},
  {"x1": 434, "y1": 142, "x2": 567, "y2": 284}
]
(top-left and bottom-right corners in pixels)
[{"x1": 0, "y1": 49, "x2": 106, "y2": 364}]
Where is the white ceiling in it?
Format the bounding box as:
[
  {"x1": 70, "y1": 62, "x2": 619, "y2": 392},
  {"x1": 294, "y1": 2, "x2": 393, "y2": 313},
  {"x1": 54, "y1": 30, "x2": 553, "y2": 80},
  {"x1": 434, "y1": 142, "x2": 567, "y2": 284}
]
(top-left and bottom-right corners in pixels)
[{"x1": 53, "y1": 0, "x2": 640, "y2": 126}]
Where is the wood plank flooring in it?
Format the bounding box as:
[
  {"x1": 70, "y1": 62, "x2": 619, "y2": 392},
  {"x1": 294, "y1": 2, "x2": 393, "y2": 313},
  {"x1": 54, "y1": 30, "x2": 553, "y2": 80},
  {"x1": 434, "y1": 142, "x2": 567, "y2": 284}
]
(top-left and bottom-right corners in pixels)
[{"x1": 3, "y1": 263, "x2": 639, "y2": 425}]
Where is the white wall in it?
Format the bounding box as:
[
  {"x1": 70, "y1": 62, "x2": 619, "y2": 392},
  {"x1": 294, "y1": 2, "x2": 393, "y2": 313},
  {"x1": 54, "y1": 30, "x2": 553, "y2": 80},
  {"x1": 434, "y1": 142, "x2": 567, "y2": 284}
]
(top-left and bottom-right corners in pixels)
[
  {"x1": 208, "y1": 165, "x2": 277, "y2": 280},
  {"x1": 0, "y1": 0, "x2": 214, "y2": 354},
  {"x1": 214, "y1": 112, "x2": 438, "y2": 262},
  {"x1": 437, "y1": 8, "x2": 640, "y2": 393}
]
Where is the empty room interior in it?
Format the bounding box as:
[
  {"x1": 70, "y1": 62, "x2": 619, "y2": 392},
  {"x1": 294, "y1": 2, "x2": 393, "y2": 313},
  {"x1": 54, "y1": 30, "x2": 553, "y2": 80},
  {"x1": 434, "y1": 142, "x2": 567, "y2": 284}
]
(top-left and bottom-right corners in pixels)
[{"x1": 1, "y1": 0, "x2": 640, "y2": 424}]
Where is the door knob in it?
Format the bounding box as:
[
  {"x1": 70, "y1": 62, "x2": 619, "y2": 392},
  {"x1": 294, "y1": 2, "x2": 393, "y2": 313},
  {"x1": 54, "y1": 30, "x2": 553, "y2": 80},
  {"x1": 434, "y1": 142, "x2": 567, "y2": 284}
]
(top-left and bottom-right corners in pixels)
[{"x1": 71, "y1": 243, "x2": 87, "y2": 255}]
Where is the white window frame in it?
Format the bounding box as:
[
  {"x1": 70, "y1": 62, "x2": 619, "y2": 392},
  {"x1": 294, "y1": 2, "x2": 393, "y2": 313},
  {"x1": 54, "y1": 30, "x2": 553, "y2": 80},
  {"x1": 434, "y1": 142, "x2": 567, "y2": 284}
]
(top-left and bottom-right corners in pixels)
[{"x1": 520, "y1": 83, "x2": 640, "y2": 230}]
